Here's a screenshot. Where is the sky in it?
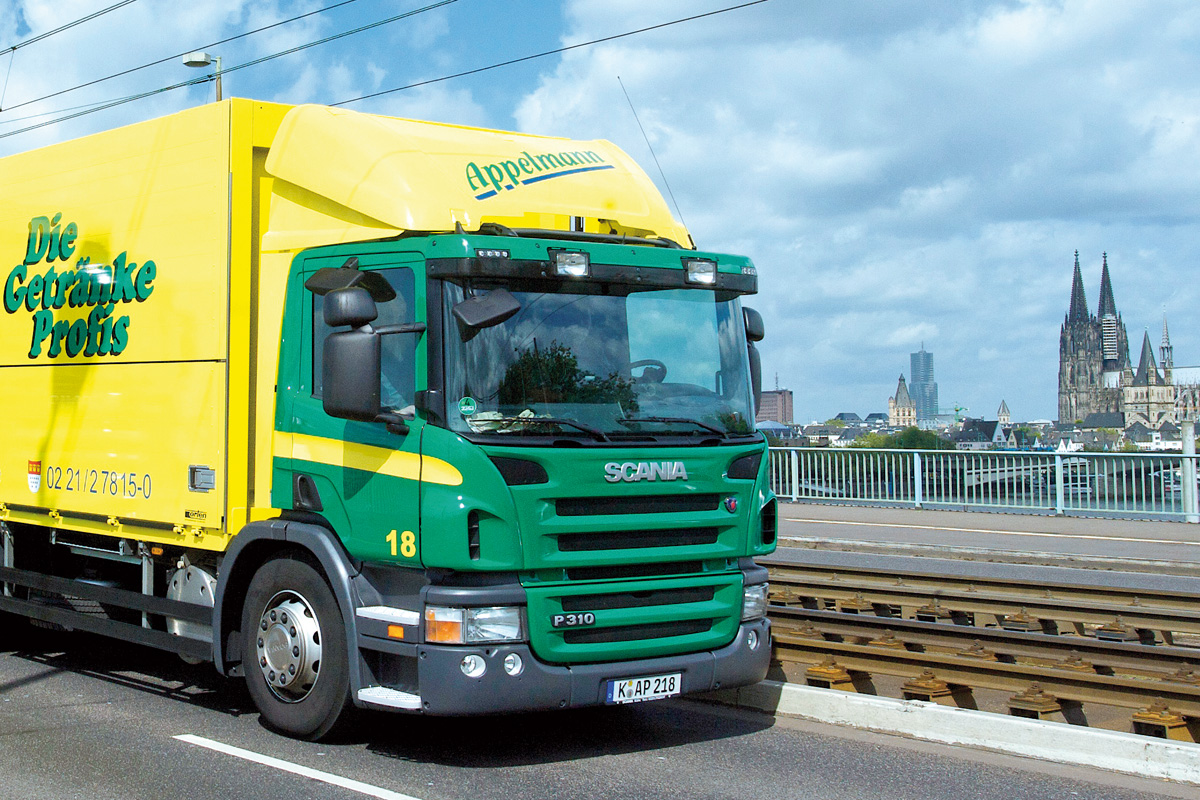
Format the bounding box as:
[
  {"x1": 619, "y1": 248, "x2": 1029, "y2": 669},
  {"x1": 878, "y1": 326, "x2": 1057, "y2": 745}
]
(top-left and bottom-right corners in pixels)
[{"x1": 2, "y1": 0, "x2": 1198, "y2": 424}]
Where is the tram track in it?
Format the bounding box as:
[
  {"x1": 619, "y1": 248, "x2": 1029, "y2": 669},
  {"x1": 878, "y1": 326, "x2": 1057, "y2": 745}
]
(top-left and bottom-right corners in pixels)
[{"x1": 760, "y1": 550, "x2": 1200, "y2": 730}]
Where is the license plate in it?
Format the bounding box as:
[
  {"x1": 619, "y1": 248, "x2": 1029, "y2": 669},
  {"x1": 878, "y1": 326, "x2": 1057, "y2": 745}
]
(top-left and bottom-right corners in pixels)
[{"x1": 605, "y1": 672, "x2": 682, "y2": 704}]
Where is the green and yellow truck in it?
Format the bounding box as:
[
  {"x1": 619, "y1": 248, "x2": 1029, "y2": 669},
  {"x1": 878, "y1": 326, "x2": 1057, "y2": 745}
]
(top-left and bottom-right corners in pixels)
[{"x1": 0, "y1": 99, "x2": 776, "y2": 739}]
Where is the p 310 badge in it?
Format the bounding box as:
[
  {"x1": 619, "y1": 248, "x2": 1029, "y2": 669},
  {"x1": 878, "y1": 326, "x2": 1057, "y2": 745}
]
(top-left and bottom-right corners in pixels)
[{"x1": 551, "y1": 612, "x2": 596, "y2": 628}]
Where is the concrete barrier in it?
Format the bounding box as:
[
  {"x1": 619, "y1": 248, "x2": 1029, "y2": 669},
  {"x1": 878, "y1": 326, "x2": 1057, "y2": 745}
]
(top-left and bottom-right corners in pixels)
[{"x1": 710, "y1": 681, "x2": 1200, "y2": 786}]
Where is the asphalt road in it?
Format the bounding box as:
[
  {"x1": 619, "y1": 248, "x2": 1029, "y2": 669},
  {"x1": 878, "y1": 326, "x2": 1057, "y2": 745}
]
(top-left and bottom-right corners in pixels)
[
  {"x1": 778, "y1": 502, "x2": 1200, "y2": 569},
  {"x1": 1, "y1": 618, "x2": 1193, "y2": 800}
]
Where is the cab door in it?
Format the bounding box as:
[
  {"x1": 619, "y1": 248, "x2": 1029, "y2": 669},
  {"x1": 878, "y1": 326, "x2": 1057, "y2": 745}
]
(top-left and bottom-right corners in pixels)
[{"x1": 274, "y1": 246, "x2": 427, "y2": 566}]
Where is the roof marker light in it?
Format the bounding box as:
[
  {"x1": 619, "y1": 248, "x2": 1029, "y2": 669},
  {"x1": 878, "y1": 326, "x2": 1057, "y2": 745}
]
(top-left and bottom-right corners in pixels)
[
  {"x1": 553, "y1": 250, "x2": 589, "y2": 278},
  {"x1": 685, "y1": 258, "x2": 717, "y2": 285}
]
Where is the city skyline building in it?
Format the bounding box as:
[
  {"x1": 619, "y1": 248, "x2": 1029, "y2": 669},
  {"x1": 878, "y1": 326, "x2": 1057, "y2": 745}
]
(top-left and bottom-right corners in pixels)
[
  {"x1": 909, "y1": 344, "x2": 939, "y2": 420},
  {"x1": 756, "y1": 387, "x2": 794, "y2": 425}
]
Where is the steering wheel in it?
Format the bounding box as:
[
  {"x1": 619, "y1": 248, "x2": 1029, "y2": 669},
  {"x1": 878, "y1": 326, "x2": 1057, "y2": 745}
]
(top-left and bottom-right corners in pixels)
[{"x1": 631, "y1": 359, "x2": 667, "y2": 383}]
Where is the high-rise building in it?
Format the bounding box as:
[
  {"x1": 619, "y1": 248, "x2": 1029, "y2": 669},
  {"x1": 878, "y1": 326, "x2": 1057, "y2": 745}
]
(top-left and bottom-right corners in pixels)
[
  {"x1": 909, "y1": 344, "x2": 938, "y2": 420},
  {"x1": 756, "y1": 388, "x2": 793, "y2": 424}
]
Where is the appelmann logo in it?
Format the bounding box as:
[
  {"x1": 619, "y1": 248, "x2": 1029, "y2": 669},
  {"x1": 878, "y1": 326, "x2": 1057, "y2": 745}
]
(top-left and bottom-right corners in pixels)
[
  {"x1": 3, "y1": 213, "x2": 157, "y2": 360},
  {"x1": 465, "y1": 150, "x2": 616, "y2": 200}
]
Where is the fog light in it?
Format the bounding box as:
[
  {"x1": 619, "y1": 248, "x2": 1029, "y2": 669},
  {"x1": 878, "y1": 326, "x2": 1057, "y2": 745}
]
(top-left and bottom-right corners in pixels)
[
  {"x1": 747, "y1": 630, "x2": 760, "y2": 650},
  {"x1": 503, "y1": 652, "x2": 524, "y2": 676},
  {"x1": 460, "y1": 654, "x2": 486, "y2": 678}
]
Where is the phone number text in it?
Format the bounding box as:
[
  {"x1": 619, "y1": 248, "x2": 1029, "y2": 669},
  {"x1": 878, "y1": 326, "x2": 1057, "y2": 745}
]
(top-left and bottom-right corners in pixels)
[{"x1": 44, "y1": 466, "x2": 153, "y2": 499}]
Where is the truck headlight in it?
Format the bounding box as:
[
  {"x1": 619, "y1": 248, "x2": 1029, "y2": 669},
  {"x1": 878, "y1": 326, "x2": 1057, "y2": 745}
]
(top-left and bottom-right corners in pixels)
[
  {"x1": 425, "y1": 605, "x2": 526, "y2": 644},
  {"x1": 741, "y1": 583, "x2": 769, "y2": 621}
]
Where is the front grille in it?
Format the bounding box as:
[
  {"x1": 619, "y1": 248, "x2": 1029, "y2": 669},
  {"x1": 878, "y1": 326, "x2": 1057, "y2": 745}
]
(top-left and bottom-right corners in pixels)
[
  {"x1": 561, "y1": 586, "x2": 716, "y2": 612},
  {"x1": 526, "y1": 574, "x2": 742, "y2": 664},
  {"x1": 556, "y1": 527, "x2": 719, "y2": 552},
  {"x1": 563, "y1": 619, "x2": 712, "y2": 645},
  {"x1": 565, "y1": 561, "x2": 703, "y2": 581},
  {"x1": 556, "y1": 494, "x2": 720, "y2": 517}
]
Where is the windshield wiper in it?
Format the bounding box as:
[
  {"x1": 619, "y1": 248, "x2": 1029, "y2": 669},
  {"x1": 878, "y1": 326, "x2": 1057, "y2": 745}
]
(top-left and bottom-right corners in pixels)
[
  {"x1": 617, "y1": 415, "x2": 728, "y2": 438},
  {"x1": 480, "y1": 416, "x2": 610, "y2": 442}
]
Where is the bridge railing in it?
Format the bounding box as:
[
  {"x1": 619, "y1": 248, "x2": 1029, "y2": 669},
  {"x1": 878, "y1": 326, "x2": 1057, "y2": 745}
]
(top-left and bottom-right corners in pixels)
[{"x1": 767, "y1": 447, "x2": 1200, "y2": 521}]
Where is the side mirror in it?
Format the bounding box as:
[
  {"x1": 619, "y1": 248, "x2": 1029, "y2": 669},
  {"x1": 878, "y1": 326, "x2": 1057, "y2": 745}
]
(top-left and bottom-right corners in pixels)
[
  {"x1": 452, "y1": 288, "x2": 521, "y2": 340},
  {"x1": 325, "y1": 286, "x2": 378, "y2": 328},
  {"x1": 743, "y1": 306, "x2": 765, "y2": 342},
  {"x1": 323, "y1": 329, "x2": 382, "y2": 422},
  {"x1": 742, "y1": 306, "x2": 764, "y2": 414},
  {"x1": 748, "y1": 342, "x2": 762, "y2": 414}
]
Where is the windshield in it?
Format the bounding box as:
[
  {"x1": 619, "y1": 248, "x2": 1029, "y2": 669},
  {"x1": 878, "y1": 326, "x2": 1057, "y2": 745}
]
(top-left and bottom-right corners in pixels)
[{"x1": 442, "y1": 280, "x2": 756, "y2": 440}]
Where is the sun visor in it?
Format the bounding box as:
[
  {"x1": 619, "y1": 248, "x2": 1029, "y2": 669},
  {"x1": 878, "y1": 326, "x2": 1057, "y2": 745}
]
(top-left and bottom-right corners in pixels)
[{"x1": 261, "y1": 104, "x2": 690, "y2": 251}]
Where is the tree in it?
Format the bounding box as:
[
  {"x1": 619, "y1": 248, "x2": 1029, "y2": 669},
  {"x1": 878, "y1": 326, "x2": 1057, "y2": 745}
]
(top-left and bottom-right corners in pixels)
[{"x1": 850, "y1": 426, "x2": 954, "y2": 450}]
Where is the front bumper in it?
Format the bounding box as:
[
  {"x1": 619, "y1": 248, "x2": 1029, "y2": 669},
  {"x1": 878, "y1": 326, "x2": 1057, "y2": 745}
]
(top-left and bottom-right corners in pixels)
[{"x1": 358, "y1": 618, "x2": 770, "y2": 715}]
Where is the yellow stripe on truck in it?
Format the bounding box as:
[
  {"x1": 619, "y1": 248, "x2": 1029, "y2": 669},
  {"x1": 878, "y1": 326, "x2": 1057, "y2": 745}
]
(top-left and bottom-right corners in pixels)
[{"x1": 276, "y1": 431, "x2": 463, "y2": 487}]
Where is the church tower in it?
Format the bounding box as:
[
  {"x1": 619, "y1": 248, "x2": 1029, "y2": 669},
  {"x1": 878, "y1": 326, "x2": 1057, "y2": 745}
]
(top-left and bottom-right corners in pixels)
[
  {"x1": 888, "y1": 374, "x2": 916, "y2": 428},
  {"x1": 1123, "y1": 331, "x2": 1176, "y2": 428},
  {"x1": 1058, "y1": 251, "x2": 1125, "y2": 422},
  {"x1": 1097, "y1": 253, "x2": 1130, "y2": 373}
]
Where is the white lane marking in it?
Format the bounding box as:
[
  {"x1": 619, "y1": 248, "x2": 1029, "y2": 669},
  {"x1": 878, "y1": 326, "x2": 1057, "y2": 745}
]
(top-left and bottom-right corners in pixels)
[
  {"x1": 174, "y1": 734, "x2": 422, "y2": 800},
  {"x1": 783, "y1": 517, "x2": 1200, "y2": 546}
]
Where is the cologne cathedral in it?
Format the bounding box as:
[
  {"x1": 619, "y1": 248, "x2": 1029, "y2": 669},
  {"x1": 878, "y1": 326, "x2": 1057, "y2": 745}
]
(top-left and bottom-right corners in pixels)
[{"x1": 1057, "y1": 252, "x2": 1197, "y2": 428}]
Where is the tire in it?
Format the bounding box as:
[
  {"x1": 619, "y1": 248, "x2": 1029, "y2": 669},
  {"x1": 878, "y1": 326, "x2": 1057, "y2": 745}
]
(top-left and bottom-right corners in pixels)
[{"x1": 240, "y1": 556, "x2": 353, "y2": 740}]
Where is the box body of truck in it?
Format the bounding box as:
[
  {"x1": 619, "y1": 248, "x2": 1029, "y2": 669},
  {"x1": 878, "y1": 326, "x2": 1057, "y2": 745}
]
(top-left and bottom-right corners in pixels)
[{"x1": 0, "y1": 99, "x2": 776, "y2": 739}]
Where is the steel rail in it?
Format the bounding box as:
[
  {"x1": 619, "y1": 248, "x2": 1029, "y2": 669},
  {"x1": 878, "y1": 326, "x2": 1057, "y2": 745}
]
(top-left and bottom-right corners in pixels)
[
  {"x1": 771, "y1": 605, "x2": 1200, "y2": 679},
  {"x1": 764, "y1": 561, "x2": 1200, "y2": 636}
]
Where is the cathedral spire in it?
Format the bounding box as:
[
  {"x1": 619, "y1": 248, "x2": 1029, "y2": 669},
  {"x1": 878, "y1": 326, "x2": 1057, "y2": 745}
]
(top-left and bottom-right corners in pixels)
[
  {"x1": 1098, "y1": 251, "x2": 1117, "y2": 318},
  {"x1": 1161, "y1": 309, "x2": 1173, "y2": 372},
  {"x1": 1068, "y1": 250, "x2": 1089, "y2": 323},
  {"x1": 1132, "y1": 330, "x2": 1161, "y2": 386}
]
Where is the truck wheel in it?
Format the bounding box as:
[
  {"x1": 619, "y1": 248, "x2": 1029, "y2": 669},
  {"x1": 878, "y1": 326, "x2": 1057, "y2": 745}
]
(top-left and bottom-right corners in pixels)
[{"x1": 240, "y1": 557, "x2": 353, "y2": 740}]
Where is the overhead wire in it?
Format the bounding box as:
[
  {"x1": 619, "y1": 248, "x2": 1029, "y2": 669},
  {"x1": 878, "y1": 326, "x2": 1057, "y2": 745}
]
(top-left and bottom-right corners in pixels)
[
  {"x1": 0, "y1": 0, "x2": 769, "y2": 141},
  {"x1": 333, "y1": 0, "x2": 770, "y2": 106},
  {"x1": 1, "y1": 0, "x2": 367, "y2": 116},
  {"x1": 3, "y1": 0, "x2": 142, "y2": 110},
  {"x1": 3, "y1": 0, "x2": 139, "y2": 52},
  {"x1": 0, "y1": 0, "x2": 456, "y2": 139}
]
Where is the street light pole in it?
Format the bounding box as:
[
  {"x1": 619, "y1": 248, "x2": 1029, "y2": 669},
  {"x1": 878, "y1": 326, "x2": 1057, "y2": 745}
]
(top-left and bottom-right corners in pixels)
[{"x1": 182, "y1": 51, "x2": 223, "y2": 102}]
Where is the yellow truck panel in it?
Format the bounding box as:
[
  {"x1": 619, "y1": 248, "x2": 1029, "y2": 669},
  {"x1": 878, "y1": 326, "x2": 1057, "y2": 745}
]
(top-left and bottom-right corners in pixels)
[
  {"x1": 0, "y1": 104, "x2": 233, "y2": 365},
  {"x1": 0, "y1": 100, "x2": 292, "y2": 545},
  {"x1": 0, "y1": 361, "x2": 226, "y2": 543}
]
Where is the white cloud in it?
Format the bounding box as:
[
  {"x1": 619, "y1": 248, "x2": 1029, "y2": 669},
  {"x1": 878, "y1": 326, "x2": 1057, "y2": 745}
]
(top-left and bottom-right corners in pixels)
[
  {"x1": 3, "y1": 0, "x2": 1199, "y2": 423},
  {"x1": 512, "y1": 0, "x2": 1200, "y2": 420}
]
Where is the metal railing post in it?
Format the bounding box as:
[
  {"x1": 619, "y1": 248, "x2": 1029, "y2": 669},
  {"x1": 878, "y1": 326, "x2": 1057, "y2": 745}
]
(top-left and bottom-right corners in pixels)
[
  {"x1": 913, "y1": 452, "x2": 923, "y2": 508},
  {"x1": 1184, "y1": 421, "x2": 1198, "y2": 524},
  {"x1": 1054, "y1": 453, "x2": 1065, "y2": 516},
  {"x1": 790, "y1": 448, "x2": 799, "y2": 502}
]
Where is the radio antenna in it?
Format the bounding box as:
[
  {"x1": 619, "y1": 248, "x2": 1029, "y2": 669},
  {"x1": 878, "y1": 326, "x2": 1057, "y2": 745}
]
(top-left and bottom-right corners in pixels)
[{"x1": 618, "y1": 76, "x2": 687, "y2": 228}]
